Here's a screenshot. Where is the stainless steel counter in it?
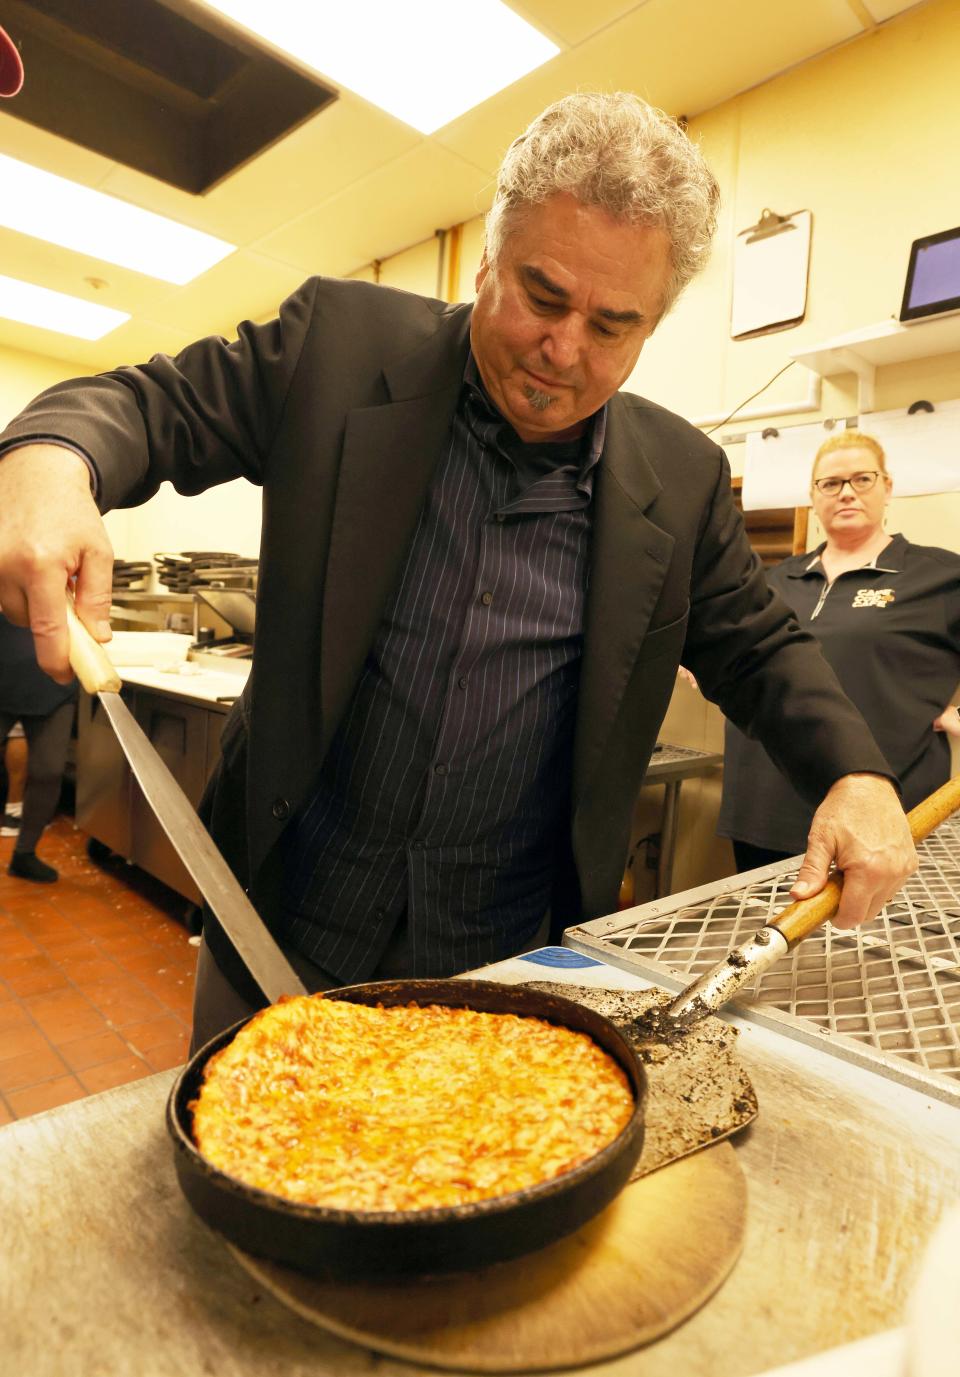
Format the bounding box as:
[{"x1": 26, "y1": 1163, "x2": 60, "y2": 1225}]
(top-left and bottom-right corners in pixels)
[{"x1": 2, "y1": 954, "x2": 958, "y2": 1377}]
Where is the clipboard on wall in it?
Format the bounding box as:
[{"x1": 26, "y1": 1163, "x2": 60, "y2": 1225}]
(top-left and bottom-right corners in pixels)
[{"x1": 731, "y1": 208, "x2": 812, "y2": 339}]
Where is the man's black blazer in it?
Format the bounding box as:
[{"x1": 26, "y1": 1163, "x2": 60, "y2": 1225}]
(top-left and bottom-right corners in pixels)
[{"x1": 0, "y1": 276, "x2": 891, "y2": 959}]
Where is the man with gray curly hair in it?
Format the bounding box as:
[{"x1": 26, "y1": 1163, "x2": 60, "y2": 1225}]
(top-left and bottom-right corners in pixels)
[
  {"x1": 0, "y1": 91, "x2": 914, "y2": 1040},
  {"x1": 486, "y1": 92, "x2": 719, "y2": 313}
]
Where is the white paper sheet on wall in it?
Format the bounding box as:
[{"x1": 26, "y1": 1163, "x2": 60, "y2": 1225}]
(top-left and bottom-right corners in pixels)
[
  {"x1": 862, "y1": 402, "x2": 960, "y2": 496},
  {"x1": 742, "y1": 422, "x2": 838, "y2": 510},
  {"x1": 730, "y1": 209, "x2": 812, "y2": 339},
  {"x1": 741, "y1": 400, "x2": 960, "y2": 510}
]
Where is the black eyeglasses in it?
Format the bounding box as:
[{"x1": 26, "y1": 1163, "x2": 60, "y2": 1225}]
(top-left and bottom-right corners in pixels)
[{"x1": 812, "y1": 471, "x2": 881, "y2": 496}]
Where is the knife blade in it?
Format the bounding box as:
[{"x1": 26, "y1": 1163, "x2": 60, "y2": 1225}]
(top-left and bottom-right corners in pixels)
[{"x1": 66, "y1": 599, "x2": 306, "y2": 1005}]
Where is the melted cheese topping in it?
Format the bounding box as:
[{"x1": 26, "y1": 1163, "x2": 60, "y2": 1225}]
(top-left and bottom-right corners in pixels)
[{"x1": 190, "y1": 995, "x2": 634, "y2": 1213}]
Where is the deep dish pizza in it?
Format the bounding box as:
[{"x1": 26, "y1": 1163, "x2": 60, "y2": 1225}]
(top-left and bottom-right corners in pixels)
[{"x1": 190, "y1": 994, "x2": 634, "y2": 1213}]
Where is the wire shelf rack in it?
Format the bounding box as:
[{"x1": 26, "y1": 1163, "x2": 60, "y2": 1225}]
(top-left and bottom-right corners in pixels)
[{"x1": 566, "y1": 817, "x2": 960, "y2": 1105}]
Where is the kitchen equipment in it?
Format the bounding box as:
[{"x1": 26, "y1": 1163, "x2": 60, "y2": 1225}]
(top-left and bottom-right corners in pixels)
[
  {"x1": 568, "y1": 802, "x2": 960, "y2": 1106},
  {"x1": 663, "y1": 776, "x2": 960, "y2": 1029},
  {"x1": 228, "y1": 1142, "x2": 745, "y2": 1372},
  {"x1": 167, "y1": 978, "x2": 648, "y2": 1278},
  {"x1": 193, "y1": 587, "x2": 256, "y2": 638},
  {"x1": 65, "y1": 600, "x2": 305, "y2": 1004}
]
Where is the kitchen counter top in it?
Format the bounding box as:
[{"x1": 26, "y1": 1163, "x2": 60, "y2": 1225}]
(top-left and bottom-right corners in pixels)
[
  {"x1": 2, "y1": 952, "x2": 958, "y2": 1377},
  {"x1": 115, "y1": 657, "x2": 249, "y2": 707}
]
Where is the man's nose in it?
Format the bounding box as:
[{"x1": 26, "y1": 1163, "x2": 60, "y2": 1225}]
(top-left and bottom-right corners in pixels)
[{"x1": 540, "y1": 314, "x2": 582, "y2": 371}]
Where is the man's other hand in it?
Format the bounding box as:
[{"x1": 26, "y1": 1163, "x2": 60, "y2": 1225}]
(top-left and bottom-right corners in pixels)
[
  {"x1": 790, "y1": 774, "x2": 917, "y2": 928},
  {"x1": 0, "y1": 444, "x2": 114, "y2": 682}
]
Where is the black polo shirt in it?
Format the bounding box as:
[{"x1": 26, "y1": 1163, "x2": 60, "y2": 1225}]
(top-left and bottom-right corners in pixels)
[{"x1": 719, "y1": 533, "x2": 960, "y2": 853}]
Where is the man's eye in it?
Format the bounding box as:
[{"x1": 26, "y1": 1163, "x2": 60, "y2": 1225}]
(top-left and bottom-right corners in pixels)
[
  {"x1": 529, "y1": 295, "x2": 555, "y2": 310},
  {"x1": 593, "y1": 322, "x2": 616, "y2": 338}
]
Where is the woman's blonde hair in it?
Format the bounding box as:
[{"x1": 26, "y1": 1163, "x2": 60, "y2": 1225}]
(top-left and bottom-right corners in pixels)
[{"x1": 812, "y1": 429, "x2": 888, "y2": 481}]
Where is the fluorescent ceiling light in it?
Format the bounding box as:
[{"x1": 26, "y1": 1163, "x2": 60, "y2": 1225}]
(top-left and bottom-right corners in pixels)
[
  {"x1": 199, "y1": 0, "x2": 560, "y2": 133},
  {"x1": 0, "y1": 154, "x2": 235, "y2": 286},
  {"x1": 0, "y1": 273, "x2": 130, "y2": 340}
]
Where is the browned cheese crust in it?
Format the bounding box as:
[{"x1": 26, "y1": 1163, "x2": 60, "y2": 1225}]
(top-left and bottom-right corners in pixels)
[{"x1": 190, "y1": 995, "x2": 634, "y2": 1213}]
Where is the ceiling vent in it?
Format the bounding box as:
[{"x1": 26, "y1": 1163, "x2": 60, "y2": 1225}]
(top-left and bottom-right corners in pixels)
[{"x1": 0, "y1": 0, "x2": 337, "y2": 193}]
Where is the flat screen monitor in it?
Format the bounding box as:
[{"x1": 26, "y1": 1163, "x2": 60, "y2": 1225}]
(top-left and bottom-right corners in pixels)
[{"x1": 899, "y1": 225, "x2": 960, "y2": 322}]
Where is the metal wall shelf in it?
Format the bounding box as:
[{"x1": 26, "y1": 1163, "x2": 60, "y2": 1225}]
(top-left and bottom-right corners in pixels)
[{"x1": 791, "y1": 313, "x2": 960, "y2": 412}]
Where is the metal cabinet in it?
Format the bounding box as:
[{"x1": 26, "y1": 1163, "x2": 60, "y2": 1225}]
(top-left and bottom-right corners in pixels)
[{"x1": 76, "y1": 686, "x2": 229, "y2": 903}]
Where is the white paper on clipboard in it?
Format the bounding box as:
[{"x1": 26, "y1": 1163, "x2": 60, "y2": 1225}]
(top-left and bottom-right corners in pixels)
[{"x1": 731, "y1": 209, "x2": 812, "y2": 339}]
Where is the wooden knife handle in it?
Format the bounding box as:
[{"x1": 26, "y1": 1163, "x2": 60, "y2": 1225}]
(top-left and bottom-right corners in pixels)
[
  {"x1": 65, "y1": 598, "x2": 122, "y2": 694},
  {"x1": 771, "y1": 774, "x2": 960, "y2": 947}
]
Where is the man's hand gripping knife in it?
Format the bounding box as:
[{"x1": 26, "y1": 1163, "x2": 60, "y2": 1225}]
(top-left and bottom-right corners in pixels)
[{"x1": 0, "y1": 444, "x2": 115, "y2": 681}]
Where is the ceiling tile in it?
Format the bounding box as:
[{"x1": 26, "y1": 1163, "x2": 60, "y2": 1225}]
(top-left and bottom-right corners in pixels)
[
  {"x1": 0, "y1": 227, "x2": 175, "y2": 318},
  {"x1": 859, "y1": 0, "x2": 924, "y2": 20},
  {"x1": 509, "y1": 0, "x2": 645, "y2": 46},
  {"x1": 437, "y1": 0, "x2": 863, "y2": 171},
  {"x1": 140, "y1": 250, "x2": 309, "y2": 337},
  {"x1": 96, "y1": 94, "x2": 420, "y2": 248},
  {"x1": 256, "y1": 143, "x2": 495, "y2": 277},
  {"x1": 0, "y1": 313, "x2": 194, "y2": 373}
]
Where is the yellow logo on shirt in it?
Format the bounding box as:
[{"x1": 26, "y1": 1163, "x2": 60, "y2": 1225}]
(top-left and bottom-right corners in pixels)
[{"x1": 851, "y1": 588, "x2": 896, "y2": 609}]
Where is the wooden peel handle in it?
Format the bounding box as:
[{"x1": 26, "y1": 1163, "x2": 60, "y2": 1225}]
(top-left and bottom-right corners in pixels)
[
  {"x1": 65, "y1": 598, "x2": 122, "y2": 694},
  {"x1": 771, "y1": 775, "x2": 960, "y2": 947}
]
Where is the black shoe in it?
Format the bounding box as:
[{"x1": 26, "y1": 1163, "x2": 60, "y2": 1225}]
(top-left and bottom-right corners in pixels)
[
  {"x1": 1, "y1": 810, "x2": 20, "y2": 837},
  {"x1": 8, "y1": 851, "x2": 58, "y2": 883}
]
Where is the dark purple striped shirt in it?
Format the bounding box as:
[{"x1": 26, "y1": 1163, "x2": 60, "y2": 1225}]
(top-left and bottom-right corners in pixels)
[{"x1": 277, "y1": 361, "x2": 605, "y2": 980}]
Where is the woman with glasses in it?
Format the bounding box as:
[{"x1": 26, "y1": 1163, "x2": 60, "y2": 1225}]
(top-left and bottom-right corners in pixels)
[{"x1": 718, "y1": 429, "x2": 960, "y2": 873}]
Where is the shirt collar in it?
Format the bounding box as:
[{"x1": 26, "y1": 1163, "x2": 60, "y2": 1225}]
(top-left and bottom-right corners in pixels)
[
  {"x1": 792, "y1": 533, "x2": 906, "y2": 578},
  {"x1": 462, "y1": 353, "x2": 605, "y2": 492}
]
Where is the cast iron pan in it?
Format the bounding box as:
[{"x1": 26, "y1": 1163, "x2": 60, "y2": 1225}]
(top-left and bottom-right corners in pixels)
[{"x1": 167, "y1": 978, "x2": 647, "y2": 1277}]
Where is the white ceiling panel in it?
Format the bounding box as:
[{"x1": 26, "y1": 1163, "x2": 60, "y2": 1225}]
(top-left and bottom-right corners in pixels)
[
  {"x1": 0, "y1": 308, "x2": 194, "y2": 373},
  {"x1": 0, "y1": 226, "x2": 173, "y2": 318},
  {"x1": 139, "y1": 250, "x2": 309, "y2": 338},
  {"x1": 98, "y1": 94, "x2": 420, "y2": 248},
  {"x1": 438, "y1": 0, "x2": 864, "y2": 174},
  {"x1": 509, "y1": 0, "x2": 647, "y2": 47},
  {"x1": 256, "y1": 143, "x2": 496, "y2": 277},
  {"x1": 860, "y1": 0, "x2": 926, "y2": 21}
]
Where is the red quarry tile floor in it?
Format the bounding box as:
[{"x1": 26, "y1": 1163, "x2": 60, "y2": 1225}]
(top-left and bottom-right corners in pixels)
[{"x1": 0, "y1": 815, "x2": 197, "y2": 1121}]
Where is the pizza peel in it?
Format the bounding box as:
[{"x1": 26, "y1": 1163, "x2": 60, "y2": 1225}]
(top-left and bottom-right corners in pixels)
[
  {"x1": 65, "y1": 599, "x2": 307, "y2": 1003},
  {"x1": 538, "y1": 775, "x2": 960, "y2": 1176},
  {"x1": 661, "y1": 773, "x2": 960, "y2": 1029}
]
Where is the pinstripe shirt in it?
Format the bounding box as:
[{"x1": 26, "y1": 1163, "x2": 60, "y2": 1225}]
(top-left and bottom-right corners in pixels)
[{"x1": 277, "y1": 361, "x2": 605, "y2": 980}]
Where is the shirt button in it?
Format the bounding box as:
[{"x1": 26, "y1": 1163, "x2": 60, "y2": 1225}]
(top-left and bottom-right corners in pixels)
[
  {"x1": 494, "y1": 513, "x2": 506, "y2": 523},
  {"x1": 434, "y1": 763, "x2": 448, "y2": 776},
  {"x1": 480, "y1": 590, "x2": 494, "y2": 605},
  {"x1": 271, "y1": 797, "x2": 290, "y2": 820},
  {"x1": 411, "y1": 840, "x2": 424, "y2": 851},
  {"x1": 457, "y1": 676, "x2": 468, "y2": 690}
]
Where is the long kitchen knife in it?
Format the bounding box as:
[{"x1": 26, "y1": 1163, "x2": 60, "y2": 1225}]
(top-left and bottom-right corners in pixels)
[
  {"x1": 66, "y1": 600, "x2": 307, "y2": 1004},
  {"x1": 662, "y1": 773, "x2": 960, "y2": 1030}
]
